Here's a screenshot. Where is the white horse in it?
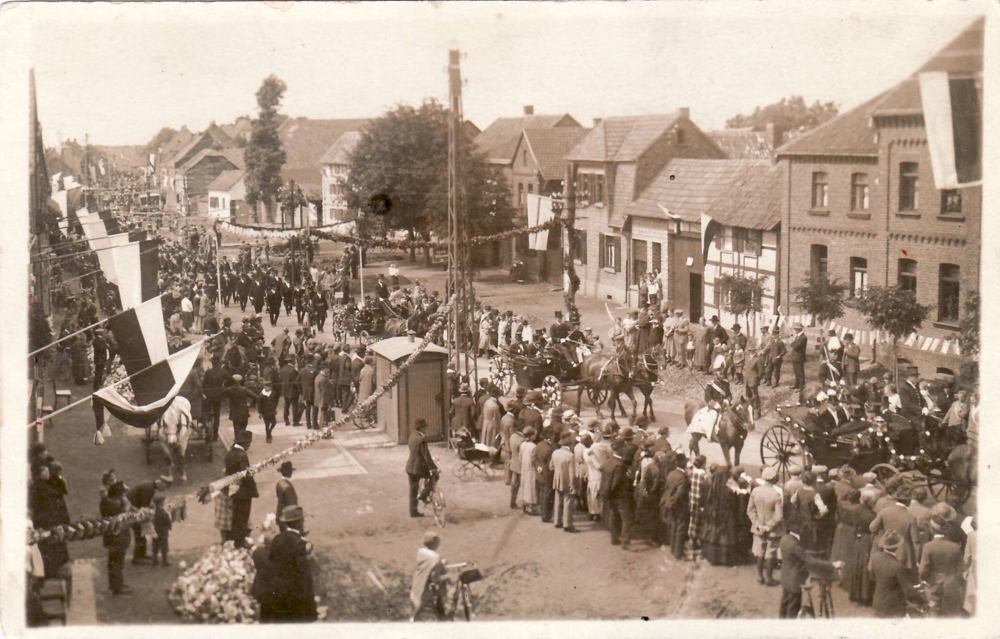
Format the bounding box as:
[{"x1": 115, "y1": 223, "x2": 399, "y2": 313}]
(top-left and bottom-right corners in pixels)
[{"x1": 149, "y1": 396, "x2": 192, "y2": 483}]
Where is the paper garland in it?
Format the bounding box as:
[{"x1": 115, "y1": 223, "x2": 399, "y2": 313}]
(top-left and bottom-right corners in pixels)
[
  {"x1": 29, "y1": 496, "x2": 188, "y2": 545},
  {"x1": 196, "y1": 294, "x2": 457, "y2": 503}
]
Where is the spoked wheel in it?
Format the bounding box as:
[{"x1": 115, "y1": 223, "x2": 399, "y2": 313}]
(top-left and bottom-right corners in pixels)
[
  {"x1": 473, "y1": 461, "x2": 495, "y2": 480},
  {"x1": 759, "y1": 424, "x2": 804, "y2": 485},
  {"x1": 430, "y1": 488, "x2": 446, "y2": 527},
  {"x1": 869, "y1": 463, "x2": 900, "y2": 488},
  {"x1": 922, "y1": 470, "x2": 962, "y2": 507},
  {"x1": 352, "y1": 408, "x2": 377, "y2": 430},
  {"x1": 587, "y1": 384, "x2": 609, "y2": 407},
  {"x1": 490, "y1": 356, "x2": 515, "y2": 396},
  {"x1": 459, "y1": 583, "x2": 474, "y2": 621},
  {"x1": 541, "y1": 376, "x2": 563, "y2": 407},
  {"x1": 452, "y1": 463, "x2": 473, "y2": 481}
]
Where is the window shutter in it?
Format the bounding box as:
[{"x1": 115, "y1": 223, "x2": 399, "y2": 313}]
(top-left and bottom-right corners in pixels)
[
  {"x1": 598, "y1": 234, "x2": 606, "y2": 268},
  {"x1": 614, "y1": 236, "x2": 622, "y2": 272}
]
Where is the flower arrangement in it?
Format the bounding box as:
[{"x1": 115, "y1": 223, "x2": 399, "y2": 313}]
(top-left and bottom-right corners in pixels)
[{"x1": 167, "y1": 541, "x2": 260, "y2": 624}]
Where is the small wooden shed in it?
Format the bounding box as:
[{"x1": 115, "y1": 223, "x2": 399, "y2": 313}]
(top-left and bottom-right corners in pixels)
[{"x1": 369, "y1": 336, "x2": 451, "y2": 444}]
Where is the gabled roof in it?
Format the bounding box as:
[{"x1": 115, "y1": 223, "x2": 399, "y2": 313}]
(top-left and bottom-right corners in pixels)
[
  {"x1": 206, "y1": 169, "x2": 246, "y2": 193},
  {"x1": 160, "y1": 127, "x2": 195, "y2": 161},
  {"x1": 709, "y1": 129, "x2": 774, "y2": 160},
  {"x1": 319, "y1": 131, "x2": 363, "y2": 166},
  {"x1": 473, "y1": 114, "x2": 581, "y2": 164},
  {"x1": 704, "y1": 162, "x2": 782, "y2": 230},
  {"x1": 169, "y1": 124, "x2": 237, "y2": 168},
  {"x1": 521, "y1": 128, "x2": 592, "y2": 181},
  {"x1": 278, "y1": 118, "x2": 369, "y2": 189},
  {"x1": 281, "y1": 167, "x2": 323, "y2": 200},
  {"x1": 218, "y1": 148, "x2": 245, "y2": 170},
  {"x1": 777, "y1": 17, "x2": 983, "y2": 158},
  {"x1": 179, "y1": 148, "x2": 242, "y2": 172},
  {"x1": 566, "y1": 112, "x2": 686, "y2": 163},
  {"x1": 623, "y1": 159, "x2": 764, "y2": 223}
]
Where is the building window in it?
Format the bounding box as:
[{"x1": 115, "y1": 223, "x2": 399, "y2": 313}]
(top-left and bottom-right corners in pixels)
[
  {"x1": 849, "y1": 257, "x2": 868, "y2": 298},
  {"x1": 575, "y1": 231, "x2": 587, "y2": 265},
  {"x1": 599, "y1": 234, "x2": 620, "y2": 272},
  {"x1": 899, "y1": 162, "x2": 919, "y2": 211},
  {"x1": 898, "y1": 259, "x2": 917, "y2": 293},
  {"x1": 811, "y1": 172, "x2": 828, "y2": 209},
  {"x1": 596, "y1": 175, "x2": 604, "y2": 204},
  {"x1": 210, "y1": 197, "x2": 219, "y2": 209},
  {"x1": 810, "y1": 244, "x2": 828, "y2": 279},
  {"x1": 732, "y1": 228, "x2": 762, "y2": 256},
  {"x1": 528, "y1": 184, "x2": 533, "y2": 195},
  {"x1": 329, "y1": 183, "x2": 336, "y2": 195},
  {"x1": 518, "y1": 183, "x2": 523, "y2": 206},
  {"x1": 633, "y1": 239, "x2": 647, "y2": 283},
  {"x1": 677, "y1": 129, "x2": 686, "y2": 145},
  {"x1": 651, "y1": 242, "x2": 662, "y2": 273},
  {"x1": 941, "y1": 190, "x2": 962, "y2": 215},
  {"x1": 851, "y1": 173, "x2": 870, "y2": 211},
  {"x1": 938, "y1": 263, "x2": 960, "y2": 322}
]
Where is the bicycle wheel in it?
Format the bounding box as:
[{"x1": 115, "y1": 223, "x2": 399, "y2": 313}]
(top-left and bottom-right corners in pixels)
[
  {"x1": 55, "y1": 355, "x2": 72, "y2": 382},
  {"x1": 821, "y1": 588, "x2": 833, "y2": 618},
  {"x1": 430, "y1": 488, "x2": 446, "y2": 527},
  {"x1": 460, "y1": 584, "x2": 473, "y2": 621},
  {"x1": 474, "y1": 461, "x2": 495, "y2": 480}
]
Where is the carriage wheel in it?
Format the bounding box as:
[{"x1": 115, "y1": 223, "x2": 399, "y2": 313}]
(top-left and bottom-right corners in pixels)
[
  {"x1": 452, "y1": 463, "x2": 473, "y2": 482},
  {"x1": 587, "y1": 385, "x2": 609, "y2": 406},
  {"x1": 869, "y1": 463, "x2": 900, "y2": 488},
  {"x1": 489, "y1": 356, "x2": 515, "y2": 396},
  {"x1": 759, "y1": 424, "x2": 804, "y2": 485},
  {"x1": 541, "y1": 376, "x2": 563, "y2": 407}
]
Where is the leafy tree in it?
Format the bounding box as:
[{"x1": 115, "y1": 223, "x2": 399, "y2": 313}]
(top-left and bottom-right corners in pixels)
[
  {"x1": 347, "y1": 99, "x2": 515, "y2": 265},
  {"x1": 244, "y1": 75, "x2": 288, "y2": 224},
  {"x1": 794, "y1": 272, "x2": 847, "y2": 326},
  {"x1": 715, "y1": 271, "x2": 768, "y2": 335},
  {"x1": 857, "y1": 285, "x2": 931, "y2": 384},
  {"x1": 958, "y1": 291, "x2": 980, "y2": 360},
  {"x1": 726, "y1": 95, "x2": 839, "y2": 138},
  {"x1": 144, "y1": 127, "x2": 178, "y2": 155}
]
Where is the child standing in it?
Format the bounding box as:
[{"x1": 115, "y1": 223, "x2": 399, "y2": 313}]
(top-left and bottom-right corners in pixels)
[
  {"x1": 685, "y1": 335, "x2": 695, "y2": 369},
  {"x1": 732, "y1": 345, "x2": 745, "y2": 384},
  {"x1": 152, "y1": 495, "x2": 172, "y2": 566}
]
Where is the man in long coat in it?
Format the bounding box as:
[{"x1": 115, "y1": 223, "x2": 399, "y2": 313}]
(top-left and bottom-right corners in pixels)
[
  {"x1": 480, "y1": 389, "x2": 502, "y2": 447},
  {"x1": 550, "y1": 432, "x2": 579, "y2": 532},
  {"x1": 224, "y1": 430, "x2": 259, "y2": 548},
  {"x1": 263, "y1": 506, "x2": 317, "y2": 623},
  {"x1": 747, "y1": 466, "x2": 783, "y2": 586},
  {"x1": 405, "y1": 419, "x2": 438, "y2": 518}
]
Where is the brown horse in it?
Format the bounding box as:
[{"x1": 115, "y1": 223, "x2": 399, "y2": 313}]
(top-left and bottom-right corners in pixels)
[
  {"x1": 576, "y1": 353, "x2": 637, "y2": 421},
  {"x1": 687, "y1": 396, "x2": 755, "y2": 466}
]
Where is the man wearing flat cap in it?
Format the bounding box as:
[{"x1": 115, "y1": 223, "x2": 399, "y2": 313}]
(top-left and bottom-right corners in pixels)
[
  {"x1": 224, "y1": 430, "x2": 259, "y2": 548},
  {"x1": 226, "y1": 374, "x2": 259, "y2": 439},
  {"x1": 450, "y1": 383, "x2": 476, "y2": 439},
  {"x1": 550, "y1": 432, "x2": 579, "y2": 532},
  {"x1": 263, "y1": 505, "x2": 317, "y2": 623}
]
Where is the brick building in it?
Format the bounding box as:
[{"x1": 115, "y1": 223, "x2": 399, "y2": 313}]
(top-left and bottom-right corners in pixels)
[
  {"x1": 565, "y1": 110, "x2": 728, "y2": 309},
  {"x1": 777, "y1": 18, "x2": 983, "y2": 378}
]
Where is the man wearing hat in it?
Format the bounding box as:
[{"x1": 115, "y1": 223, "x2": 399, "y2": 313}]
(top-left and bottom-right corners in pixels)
[
  {"x1": 275, "y1": 461, "x2": 298, "y2": 530},
  {"x1": 550, "y1": 431, "x2": 579, "y2": 532},
  {"x1": 100, "y1": 480, "x2": 134, "y2": 597},
  {"x1": 768, "y1": 325, "x2": 786, "y2": 386},
  {"x1": 450, "y1": 383, "x2": 476, "y2": 439},
  {"x1": 871, "y1": 529, "x2": 923, "y2": 617},
  {"x1": 778, "y1": 522, "x2": 841, "y2": 618},
  {"x1": 297, "y1": 356, "x2": 317, "y2": 430},
  {"x1": 265, "y1": 505, "x2": 318, "y2": 623},
  {"x1": 758, "y1": 325, "x2": 774, "y2": 384},
  {"x1": 224, "y1": 430, "x2": 259, "y2": 548},
  {"x1": 278, "y1": 356, "x2": 300, "y2": 426},
  {"x1": 533, "y1": 429, "x2": 559, "y2": 523},
  {"x1": 406, "y1": 419, "x2": 439, "y2": 518},
  {"x1": 917, "y1": 513, "x2": 965, "y2": 616},
  {"x1": 748, "y1": 467, "x2": 784, "y2": 586},
  {"x1": 869, "y1": 481, "x2": 917, "y2": 571},
  {"x1": 842, "y1": 333, "x2": 861, "y2": 386},
  {"x1": 898, "y1": 371, "x2": 923, "y2": 422},
  {"x1": 226, "y1": 374, "x2": 259, "y2": 439},
  {"x1": 743, "y1": 344, "x2": 765, "y2": 417},
  {"x1": 519, "y1": 392, "x2": 544, "y2": 431},
  {"x1": 789, "y1": 322, "x2": 808, "y2": 390},
  {"x1": 600, "y1": 439, "x2": 634, "y2": 548}
]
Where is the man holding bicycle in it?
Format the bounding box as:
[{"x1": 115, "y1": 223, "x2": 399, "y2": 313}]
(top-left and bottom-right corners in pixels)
[
  {"x1": 778, "y1": 524, "x2": 842, "y2": 618},
  {"x1": 406, "y1": 419, "x2": 439, "y2": 518}
]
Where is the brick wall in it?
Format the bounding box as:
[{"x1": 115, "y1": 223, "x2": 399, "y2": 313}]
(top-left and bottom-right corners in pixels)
[
  {"x1": 779, "y1": 118, "x2": 981, "y2": 379},
  {"x1": 634, "y1": 119, "x2": 726, "y2": 197}
]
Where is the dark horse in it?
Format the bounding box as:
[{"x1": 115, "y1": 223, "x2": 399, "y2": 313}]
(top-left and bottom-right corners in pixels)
[
  {"x1": 576, "y1": 353, "x2": 658, "y2": 421},
  {"x1": 687, "y1": 396, "x2": 755, "y2": 466}
]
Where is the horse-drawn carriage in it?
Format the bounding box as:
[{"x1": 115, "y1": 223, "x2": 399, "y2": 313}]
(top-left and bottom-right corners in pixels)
[
  {"x1": 330, "y1": 302, "x2": 412, "y2": 346},
  {"x1": 488, "y1": 346, "x2": 609, "y2": 408},
  {"x1": 763, "y1": 401, "x2": 976, "y2": 507}
]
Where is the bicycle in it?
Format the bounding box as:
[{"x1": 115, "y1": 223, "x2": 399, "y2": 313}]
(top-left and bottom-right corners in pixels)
[
  {"x1": 351, "y1": 403, "x2": 377, "y2": 430},
  {"x1": 444, "y1": 561, "x2": 483, "y2": 621},
  {"x1": 797, "y1": 563, "x2": 842, "y2": 619},
  {"x1": 422, "y1": 471, "x2": 446, "y2": 527},
  {"x1": 905, "y1": 581, "x2": 935, "y2": 618}
]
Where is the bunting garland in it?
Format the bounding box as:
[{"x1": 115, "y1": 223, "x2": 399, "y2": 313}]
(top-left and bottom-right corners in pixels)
[
  {"x1": 196, "y1": 294, "x2": 457, "y2": 503},
  {"x1": 29, "y1": 496, "x2": 188, "y2": 545}
]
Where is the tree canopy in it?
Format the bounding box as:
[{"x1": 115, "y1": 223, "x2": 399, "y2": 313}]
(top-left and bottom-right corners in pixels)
[
  {"x1": 347, "y1": 99, "x2": 515, "y2": 261},
  {"x1": 244, "y1": 75, "x2": 288, "y2": 223},
  {"x1": 144, "y1": 127, "x2": 178, "y2": 155},
  {"x1": 958, "y1": 291, "x2": 980, "y2": 360},
  {"x1": 794, "y1": 273, "x2": 847, "y2": 325},
  {"x1": 726, "y1": 95, "x2": 839, "y2": 136},
  {"x1": 716, "y1": 271, "x2": 767, "y2": 332}
]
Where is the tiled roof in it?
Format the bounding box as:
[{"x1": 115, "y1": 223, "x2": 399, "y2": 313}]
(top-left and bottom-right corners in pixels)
[
  {"x1": 281, "y1": 166, "x2": 323, "y2": 200},
  {"x1": 709, "y1": 128, "x2": 774, "y2": 160},
  {"x1": 778, "y1": 18, "x2": 983, "y2": 157},
  {"x1": 206, "y1": 169, "x2": 246, "y2": 193},
  {"x1": 160, "y1": 128, "x2": 195, "y2": 165},
  {"x1": 566, "y1": 112, "x2": 684, "y2": 163},
  {"x1": 704, "y1": 162, "x2": 782, "y2": 230},
  {"x1": 319, "y1": 131, "x2": 363, "y2": 166},
  {"x1": 609, "y1": 163, "x2": 636, "y2": 227},
  {"x1": 522, "y1": 128, "x2": 591, "y2": 181},
  {"x1": 623, "y1": 159, "x2": 763, "y2": 223},
  {"x1": 278, "y1": 117, "x2": 369, "y2": 189},
  {"x1": 473, "y1": 114, "x2": 580, "y2": 164},
  {"x1": 219, "y1": 148, "x2": 245, "y2": 170},
  {"x1": 179, "y1": 148, "x2": 242, "y2": 172}
]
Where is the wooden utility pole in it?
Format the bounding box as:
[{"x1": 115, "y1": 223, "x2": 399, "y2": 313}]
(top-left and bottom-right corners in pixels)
[
  {"x1": 446, "y1": 47, "x2": 476, "y2": 395},
  {"x1": 562, "y1": 162, "x2": 579, "y2": 324}
]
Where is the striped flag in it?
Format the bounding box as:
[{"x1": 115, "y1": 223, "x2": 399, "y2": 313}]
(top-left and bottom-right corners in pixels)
[
  {"x1": 108, "y1": 239, "x2": 160, "y2": 309},
  {"x1": 905, "y1": 333, "x2": 918, "y2": 347},
  {"x1": 95, "y1": 339, "x2": 202, "y2": 429},
  {"x1": 919, "y1": 72, "x2": 982, "y2": 189},
  {"x1": 940, "y1": 339, "x2": 951, "y2": 355}
]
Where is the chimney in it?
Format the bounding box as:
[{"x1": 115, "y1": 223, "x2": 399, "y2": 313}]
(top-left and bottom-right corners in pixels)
[
  {"x1": 523, "y1": 105, "x2": 534, "y2": 115},
  {"x1": 407, "y1": 330, "x2": 415, "y2": 343},
  {"x1": 678, "y1": 107, "x2": 690, "y2": 119},
  {"x1": 765, "y1": 122, "x2": 784, "y2": 150},
  {"x1": 593, "y1": 118, "x2": 603, "y2": 127}
]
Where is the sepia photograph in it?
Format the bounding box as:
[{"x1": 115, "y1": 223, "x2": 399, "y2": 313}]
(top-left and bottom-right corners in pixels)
[{"x1": 1, "y1": 1, "x2": 996, "y2": 636}]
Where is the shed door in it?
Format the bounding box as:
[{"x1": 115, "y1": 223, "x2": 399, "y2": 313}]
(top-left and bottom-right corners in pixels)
[{"x1": 407, "y1": 360, "x2": 445, "y2": 441}]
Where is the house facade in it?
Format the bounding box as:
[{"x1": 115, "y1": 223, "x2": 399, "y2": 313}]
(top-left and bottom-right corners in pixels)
[
  {"x1": 566, "y1": 110, "x2": 728, "y2": 311},
  {"x1": 159, "y1": 123, "x2": 235, "y2": 214},
  {"x1": 319, "y1": 131, "x2": 362, "y2": 222},
  {"x1": 206, "y1": 170, "x2": 246, "y2": 220},
  {"x1": 777, "y1": 18, "x2": 983, "y2": 378}
]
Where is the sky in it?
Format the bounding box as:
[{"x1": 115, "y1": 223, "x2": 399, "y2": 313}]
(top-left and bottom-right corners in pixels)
[{"x1": 9, "y1": 1, "x2": 989, "y2": 147}]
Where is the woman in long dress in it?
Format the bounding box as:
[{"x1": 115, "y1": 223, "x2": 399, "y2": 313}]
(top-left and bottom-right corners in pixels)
[
  {"x1": 849, "y1": 491, "x2": 877, "y2": 606},
  {"x1": 701, "y1": 465, "x2": 741, "y2": 566},
  {"x1": 832, "y1": 489, "x2": 862, "y2": 593},
  {"x1": 694, "y1": 319, "x2": 711, "y2": 372},
  {"x1": 585, "y1": 432, "x2": 611, "y2": 521},
  {"x1": 518, "y1": 429, "x2": 539, "y2": 515}
]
